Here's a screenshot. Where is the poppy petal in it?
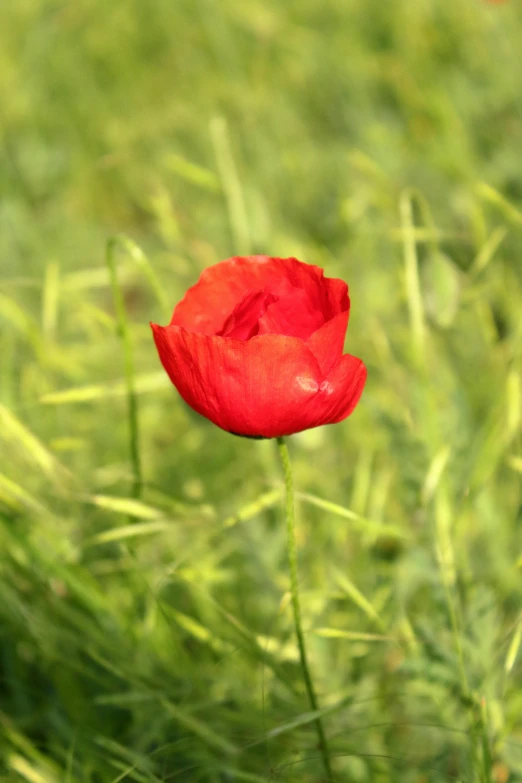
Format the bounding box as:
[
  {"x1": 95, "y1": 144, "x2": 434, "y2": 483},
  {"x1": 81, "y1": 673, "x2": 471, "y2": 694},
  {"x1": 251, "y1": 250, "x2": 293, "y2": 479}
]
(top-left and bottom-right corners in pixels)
[
  {"x1": 151, "y1": 323, "x2": 365, "y2": 438},
  {"x1": 307, "y1": 311, "x2": 350, "y2": 375},
  {"x1": 258, "y1": 287, "x2": 324, "y2": 339},
  {"x1": 316, "y1": 353, "x2": 367, "y2": 425},
  {"x1": 171, "y1": 256, "x2": 347, "y2": 335},
  {"x1": 218, "y1": 290, "x2": 278, "y2": 340}
]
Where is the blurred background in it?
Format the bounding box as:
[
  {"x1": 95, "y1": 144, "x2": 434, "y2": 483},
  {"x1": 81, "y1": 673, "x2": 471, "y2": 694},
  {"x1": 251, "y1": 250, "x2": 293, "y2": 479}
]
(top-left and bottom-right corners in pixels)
[{"x1": 1, "y1": 0, "x2": 522, "y2": 781}]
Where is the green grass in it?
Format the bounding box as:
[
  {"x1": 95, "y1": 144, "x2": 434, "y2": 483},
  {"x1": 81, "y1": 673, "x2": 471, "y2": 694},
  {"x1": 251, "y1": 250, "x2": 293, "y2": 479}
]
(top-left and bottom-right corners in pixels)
[{"x1": 1, "y1": 0, "x2": 522, "y2": 780}]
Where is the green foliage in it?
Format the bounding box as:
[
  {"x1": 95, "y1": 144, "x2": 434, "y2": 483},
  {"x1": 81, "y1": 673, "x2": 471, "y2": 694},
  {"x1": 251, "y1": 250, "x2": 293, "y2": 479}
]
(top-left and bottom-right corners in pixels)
[{"x1": 1, "y1": 0, "x2": 522, "y2": 780}]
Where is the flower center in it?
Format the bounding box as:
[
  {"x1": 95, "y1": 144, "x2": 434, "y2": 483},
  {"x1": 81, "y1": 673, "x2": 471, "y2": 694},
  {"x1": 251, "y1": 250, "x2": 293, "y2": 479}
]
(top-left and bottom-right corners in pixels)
[
  {"x1": 217, "y1": 283, "x2": 325, "y2": 341},
  {"x1": 217, "y1": 290, "x2": 279, "y2": 340}
]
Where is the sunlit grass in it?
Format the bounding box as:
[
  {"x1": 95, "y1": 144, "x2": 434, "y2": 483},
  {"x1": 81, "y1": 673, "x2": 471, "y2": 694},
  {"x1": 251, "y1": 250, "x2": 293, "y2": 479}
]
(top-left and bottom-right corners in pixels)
[{"x1": 1, "y1": 0, "x2": 522, "y2": 780}]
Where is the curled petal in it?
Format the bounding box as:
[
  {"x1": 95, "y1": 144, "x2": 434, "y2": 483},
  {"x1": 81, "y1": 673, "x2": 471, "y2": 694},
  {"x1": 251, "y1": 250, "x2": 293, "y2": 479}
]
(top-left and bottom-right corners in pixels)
[
  {"x1": 307, "y1": 311, "x2": 349, "y2": 375},
  {"x1": 322, "y1": 276, "x2": 350, "y2": 319},
  {"x1": 258, "y1": 287, "x2": 324, "y2": 339},
  {"x1": 316, "y1": 353, "x2": 367, "y2": 425},
  {"x1": 218, "y1": 290, "x2": 278, "y2": 339}
]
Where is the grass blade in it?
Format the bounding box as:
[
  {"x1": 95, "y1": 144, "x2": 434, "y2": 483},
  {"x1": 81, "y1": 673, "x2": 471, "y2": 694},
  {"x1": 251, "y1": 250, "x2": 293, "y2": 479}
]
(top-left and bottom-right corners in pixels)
[{"x1": 106, "y1": 237, "x2": 142, "y2": 500}]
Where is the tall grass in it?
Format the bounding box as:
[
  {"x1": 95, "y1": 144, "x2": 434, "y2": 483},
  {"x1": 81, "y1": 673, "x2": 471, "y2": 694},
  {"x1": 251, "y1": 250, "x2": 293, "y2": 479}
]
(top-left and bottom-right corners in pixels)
[{"x1": 1, "y1": 0, "x2": 522, "y2": 780}]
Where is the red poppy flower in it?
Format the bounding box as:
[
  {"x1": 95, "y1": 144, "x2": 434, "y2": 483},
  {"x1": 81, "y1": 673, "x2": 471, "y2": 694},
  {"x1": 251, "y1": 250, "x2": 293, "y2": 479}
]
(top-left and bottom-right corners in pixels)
[{"x1": 151, "y1": 256, "x2": 366, "y2": 438}]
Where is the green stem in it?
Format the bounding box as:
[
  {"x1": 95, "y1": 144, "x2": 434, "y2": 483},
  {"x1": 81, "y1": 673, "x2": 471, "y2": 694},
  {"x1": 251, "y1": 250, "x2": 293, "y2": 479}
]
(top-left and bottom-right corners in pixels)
[
  {"x1": 276, "y1": 437, "x2": 333, "y2": 782},
  {"x1": 106, "y1": 237, "x2": 142, "y2": 500}
]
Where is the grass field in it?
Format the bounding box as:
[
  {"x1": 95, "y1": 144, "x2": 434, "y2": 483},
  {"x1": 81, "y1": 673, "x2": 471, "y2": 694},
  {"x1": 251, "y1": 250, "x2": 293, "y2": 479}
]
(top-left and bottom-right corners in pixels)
[{"x1": 2, "y1": 0, "x2": 522, "y2": 781}]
